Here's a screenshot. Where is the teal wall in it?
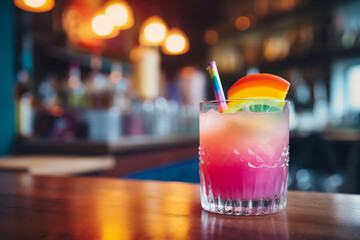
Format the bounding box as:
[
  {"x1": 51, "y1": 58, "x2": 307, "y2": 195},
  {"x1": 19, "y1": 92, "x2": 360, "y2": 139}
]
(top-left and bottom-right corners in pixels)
[{"x1": 0, "y1": 1, "x2": 15, "y2": 155}]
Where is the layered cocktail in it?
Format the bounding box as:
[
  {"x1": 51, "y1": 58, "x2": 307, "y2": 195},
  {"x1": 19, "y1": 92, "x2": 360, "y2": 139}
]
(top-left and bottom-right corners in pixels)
[
  {"x1": 200, "y1": 72, "x2": 290, "y2": 215},
  {"x1": 200, "y1": 100, "x2": 289, "y2": 215}
]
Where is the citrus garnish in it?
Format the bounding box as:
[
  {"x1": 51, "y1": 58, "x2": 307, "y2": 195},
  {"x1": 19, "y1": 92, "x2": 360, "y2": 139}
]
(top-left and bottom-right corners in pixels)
[
  {"x1": 228, "y1": 73, "x2": 290, "y2": 101},
  {"x1": 226, "y1": 73, "x2": 290, "y2": 113}
]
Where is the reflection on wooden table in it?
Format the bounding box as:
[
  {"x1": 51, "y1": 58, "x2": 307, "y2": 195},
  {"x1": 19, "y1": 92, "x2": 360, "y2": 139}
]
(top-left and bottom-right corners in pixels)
[{"x1": 0, "y1": 173, "x2": 359, "y2": 239}]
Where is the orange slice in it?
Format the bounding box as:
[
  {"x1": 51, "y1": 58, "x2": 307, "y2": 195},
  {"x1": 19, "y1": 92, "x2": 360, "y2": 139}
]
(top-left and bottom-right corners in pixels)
[{"x1": 228, "y1": 73, "x2": 290, "y2": 100}]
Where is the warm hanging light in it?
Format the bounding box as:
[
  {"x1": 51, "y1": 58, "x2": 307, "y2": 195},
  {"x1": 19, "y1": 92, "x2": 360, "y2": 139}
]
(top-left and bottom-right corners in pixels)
[
  {"x1": 139, "y1": 16, "x2": 168, "y2": 46},
  {"x1": 14, "y1": 0, "x2": 54, "y2": 13},
  {"x1": 91, "y1": 14, "x2": 119, "y2": 39},
  {"x1": 161, "y1": 28, "x2": 189, "y2": 55},
  {"x1": 104, "y1": 1, "x2": 134, "y2": 30}
]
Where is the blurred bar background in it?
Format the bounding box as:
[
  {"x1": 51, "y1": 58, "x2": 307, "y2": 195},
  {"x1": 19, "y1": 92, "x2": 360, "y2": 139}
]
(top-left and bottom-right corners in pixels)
[{"x1": 1, "y1": 0, "x2": 360, "y2": 194}]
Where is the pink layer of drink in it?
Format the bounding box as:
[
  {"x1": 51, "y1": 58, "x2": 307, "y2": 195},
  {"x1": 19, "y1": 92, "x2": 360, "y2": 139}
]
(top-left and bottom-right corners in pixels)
[{"x1": 200, "y1": 109, "x2": 289, "y2": 200}]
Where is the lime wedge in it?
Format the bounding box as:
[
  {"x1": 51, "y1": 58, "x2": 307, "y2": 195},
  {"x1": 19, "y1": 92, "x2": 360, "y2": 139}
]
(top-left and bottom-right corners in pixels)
[
  {"x1": 248, "y1": 104, "x2": 282, "y2": 112},
  {"x1": 224, "y1": 101, "x2": 283, "y2": 113}
]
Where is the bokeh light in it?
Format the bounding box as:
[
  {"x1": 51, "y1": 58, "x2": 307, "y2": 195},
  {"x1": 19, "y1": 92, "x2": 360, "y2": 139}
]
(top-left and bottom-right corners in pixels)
[
  {"x1": 144, "y1": 23, "x2": 166, "y2": 43},
  {"x1": 129, "y1": 46, "x2": 142, "y2": 62},
  {"x1": 24, "y1": 0, "x2": 45, "y2": 8},
  {"x1": 105, "y1": 1, "x2": 134, "y2": 30},
  {"x1": 162, "y1": 28, "x2": 189, "y2": 55},
  {"x1": 166, "y1": 35, "x2": 185, "y2": 53},
  {"x1": 14, "y1": 0, "x2": 54, "y2": 12},
  {"x1": 91, "y1": 14, "x2": 119, "y2": 38},
  {"x1": 204, "y1": 30, "x2": 219, "y2": 45},
  {"x1": 49, "y1": 106, "x2": 64, "y2": 117},
  {"x1": 139, "y1": 16, "x2": 167, "y2": 46},
  {"x1": 235, "y1": 16, "x2": 250, "y2": 31}
]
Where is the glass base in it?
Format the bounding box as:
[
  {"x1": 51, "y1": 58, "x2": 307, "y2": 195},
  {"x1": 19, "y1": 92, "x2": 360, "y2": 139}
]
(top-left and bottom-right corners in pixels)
[{"x1": 201, "y1": 193, "x2": 287, "y2": 216}]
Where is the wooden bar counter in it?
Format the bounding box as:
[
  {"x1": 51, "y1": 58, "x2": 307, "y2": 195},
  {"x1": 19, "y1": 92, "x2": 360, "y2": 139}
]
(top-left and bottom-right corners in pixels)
[{"x1": 0, "y1": 173, "x2": 359, "y2": 239}]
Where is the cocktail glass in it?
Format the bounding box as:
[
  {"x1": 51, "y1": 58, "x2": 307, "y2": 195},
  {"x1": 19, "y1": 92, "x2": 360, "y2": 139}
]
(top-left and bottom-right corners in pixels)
[{"x1": 199, "y1": 99, "x2": 290, "y2": 215}]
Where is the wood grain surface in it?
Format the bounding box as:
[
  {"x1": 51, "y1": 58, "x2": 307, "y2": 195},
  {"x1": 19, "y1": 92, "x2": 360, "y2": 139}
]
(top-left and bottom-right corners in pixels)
[{"x1": 0, "y1": 173, "x2": 359, "y2": 240}]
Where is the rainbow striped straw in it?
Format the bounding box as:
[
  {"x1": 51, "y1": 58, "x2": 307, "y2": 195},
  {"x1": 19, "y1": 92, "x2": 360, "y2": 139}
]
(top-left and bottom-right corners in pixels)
[{"x1": 207, "y1": 61, "x2": 228, "y2": 113}]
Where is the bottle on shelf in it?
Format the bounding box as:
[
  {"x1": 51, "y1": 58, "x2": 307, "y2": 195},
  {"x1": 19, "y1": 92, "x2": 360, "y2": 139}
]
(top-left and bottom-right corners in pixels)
[
  {"x1": 38, "y1": 72, "x2": 58, "y2": 109},
  {"x1": 67, "y1": 64, "x2": 85, "y2": 108},
  {"x1": 85, "y1": 58, "x2": 127, "y2": 142},
  {"x1": 14, "y1": 68, "x2": 34, "y2": 138}
]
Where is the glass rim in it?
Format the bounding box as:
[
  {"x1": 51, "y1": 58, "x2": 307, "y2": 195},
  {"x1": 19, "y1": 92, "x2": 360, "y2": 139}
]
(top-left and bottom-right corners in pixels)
[{"x1": 200, "y1": 99, "x2": 290, "y2": 104}]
